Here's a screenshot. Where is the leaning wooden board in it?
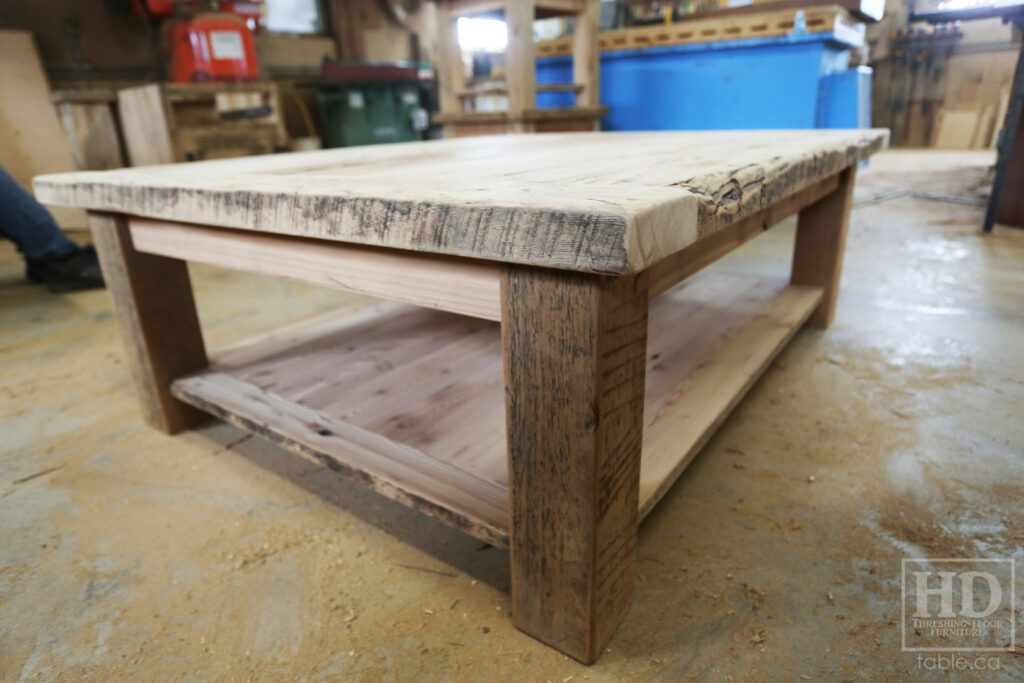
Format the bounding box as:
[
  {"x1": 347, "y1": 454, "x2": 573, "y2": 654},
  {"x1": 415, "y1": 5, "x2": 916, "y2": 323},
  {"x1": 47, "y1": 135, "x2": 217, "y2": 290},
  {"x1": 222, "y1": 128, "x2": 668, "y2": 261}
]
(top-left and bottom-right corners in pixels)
[
  {"x1": 34, "y1": 129, "x2": 887, "y2": 664},
  {"x1": 0, "y1": 30, "x2": 87, "y2": 229}
]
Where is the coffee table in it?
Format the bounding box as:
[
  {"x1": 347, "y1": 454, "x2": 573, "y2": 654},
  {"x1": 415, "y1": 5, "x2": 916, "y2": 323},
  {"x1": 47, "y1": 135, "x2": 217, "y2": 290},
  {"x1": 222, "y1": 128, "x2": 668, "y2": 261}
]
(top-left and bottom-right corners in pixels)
[{"x1": 35, "y1": 130, "x2": 887, "y2": 663}]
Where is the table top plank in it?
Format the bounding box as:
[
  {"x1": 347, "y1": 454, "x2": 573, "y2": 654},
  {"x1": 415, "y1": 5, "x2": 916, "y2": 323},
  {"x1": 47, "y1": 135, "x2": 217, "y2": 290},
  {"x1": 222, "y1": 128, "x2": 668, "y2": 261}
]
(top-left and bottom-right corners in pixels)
[{"x1": 34, "y1": 130, "x2": 887, "y2": 273}]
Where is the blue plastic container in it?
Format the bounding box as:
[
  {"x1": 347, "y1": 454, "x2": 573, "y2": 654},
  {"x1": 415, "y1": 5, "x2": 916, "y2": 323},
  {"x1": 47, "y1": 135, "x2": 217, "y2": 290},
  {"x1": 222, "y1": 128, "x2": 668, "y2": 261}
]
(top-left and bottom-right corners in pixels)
[
  {"x1": 536, "y1": 31, "x2": 870, "y2": 131},
  {"x1": 816, "y1": 65, "x2": 872, "y2": 128}
]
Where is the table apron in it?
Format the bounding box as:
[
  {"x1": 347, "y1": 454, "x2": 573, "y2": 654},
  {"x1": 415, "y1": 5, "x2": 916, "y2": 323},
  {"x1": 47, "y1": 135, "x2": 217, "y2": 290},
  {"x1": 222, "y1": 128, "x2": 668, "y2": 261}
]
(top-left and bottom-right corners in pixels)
[
  {"x1": 127, "y1": 217, "x2": 505, "y2": 321},
  {"x1": 121, "y1": 167, "x2": 845, "y2": 324}
]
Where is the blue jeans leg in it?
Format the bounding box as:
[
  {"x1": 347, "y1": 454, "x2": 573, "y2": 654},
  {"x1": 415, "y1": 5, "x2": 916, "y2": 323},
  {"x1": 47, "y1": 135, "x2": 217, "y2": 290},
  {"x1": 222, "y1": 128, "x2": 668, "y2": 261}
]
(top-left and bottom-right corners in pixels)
[{"x1": 0, "y1": 165, "x2": 78, "y2": 260}]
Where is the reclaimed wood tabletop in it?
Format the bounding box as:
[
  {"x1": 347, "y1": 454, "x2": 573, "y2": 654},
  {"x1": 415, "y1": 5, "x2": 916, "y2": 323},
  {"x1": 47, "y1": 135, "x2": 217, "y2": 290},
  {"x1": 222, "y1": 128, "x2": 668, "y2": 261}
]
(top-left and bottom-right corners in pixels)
[{"x1": 35, "y1": 129, "x2": 887, "y2": 274}]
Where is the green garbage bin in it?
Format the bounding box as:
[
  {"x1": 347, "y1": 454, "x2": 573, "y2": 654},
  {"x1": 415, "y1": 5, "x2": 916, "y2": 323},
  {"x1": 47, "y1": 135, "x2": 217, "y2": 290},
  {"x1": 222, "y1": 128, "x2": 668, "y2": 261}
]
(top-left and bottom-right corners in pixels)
[{"x1": 315, "y1": 62, "x2": 429, "y2": 148}]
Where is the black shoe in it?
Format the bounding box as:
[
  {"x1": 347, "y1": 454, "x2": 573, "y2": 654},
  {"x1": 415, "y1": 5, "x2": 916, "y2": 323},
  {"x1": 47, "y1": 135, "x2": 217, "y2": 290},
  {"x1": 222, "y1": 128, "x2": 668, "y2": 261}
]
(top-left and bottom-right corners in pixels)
[{"x1": 26, "y1": 245, "x2": 105, "y2": 292}]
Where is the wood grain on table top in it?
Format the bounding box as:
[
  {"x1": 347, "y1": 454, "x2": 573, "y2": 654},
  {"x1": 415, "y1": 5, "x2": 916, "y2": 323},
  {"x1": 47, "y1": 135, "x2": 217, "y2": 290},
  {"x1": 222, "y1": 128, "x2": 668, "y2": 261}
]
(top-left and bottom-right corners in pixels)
[{"x1": 34, "y1": 130, "x2": 887, "y2": 273}]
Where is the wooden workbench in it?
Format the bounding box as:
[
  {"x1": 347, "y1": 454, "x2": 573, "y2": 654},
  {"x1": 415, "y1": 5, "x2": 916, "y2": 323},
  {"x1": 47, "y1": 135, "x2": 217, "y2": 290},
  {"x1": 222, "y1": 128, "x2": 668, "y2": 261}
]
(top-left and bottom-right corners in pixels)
[{"x1": 34, "y1": 129, "x2": 887, "y2": 663}]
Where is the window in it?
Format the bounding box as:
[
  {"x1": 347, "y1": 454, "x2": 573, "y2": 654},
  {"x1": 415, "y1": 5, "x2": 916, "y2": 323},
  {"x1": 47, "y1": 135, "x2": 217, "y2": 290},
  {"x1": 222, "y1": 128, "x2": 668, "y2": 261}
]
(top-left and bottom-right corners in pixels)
[
  {"x1": 262, "y1": 0, "x2": 324, "y2": 34},
  {"x1": 457, "y1": 17, "x2": 508, "y2": 53}
]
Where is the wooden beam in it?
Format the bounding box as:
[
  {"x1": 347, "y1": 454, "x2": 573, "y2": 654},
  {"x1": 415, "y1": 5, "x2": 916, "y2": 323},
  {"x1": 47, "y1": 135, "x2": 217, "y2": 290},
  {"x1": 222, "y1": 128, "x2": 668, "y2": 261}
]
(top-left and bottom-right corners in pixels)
[
  {"x1": 502, "y1": 266, "x2": 648, "y2": 663},
  {"x1": 573, "y1": 0, "x2": 601, "y2": 109},
  {"x1": 433, "y1": 105, "x2": 606, "y2": 124},
  {"x1": 329, "y1": 0, "x2": 366, "y2": 60},
  {"x1": 505, "y1": 0, "x2": 537, "y2": 126},
  {"x1": 445, "y1": 0, "x2": 584, "y2": 18},
  {"x1": 457, "y1": 83, "x2": 585, "y2": 97},
  {"x1": 128, "y1": 217, "x2": 503, "y2": 321},
  {"x1": 117, "y1": 85, "x2": 174, "y2": 166},
  {"x1": 89, "y1": 212, "x2": 208, "y2": 434},
  {"x1": 535, "y1": 0, "x2": 587, "y2": 15},
  {"x1": 444, "y1": 0, "x2": 506, "y2": 17},
  {"x1": 436, "y1": 2, "x2": 463, "y2": 118},
  {"x1": 647, "y1": 172, "x2": 841, "y2": 298},
  {"x1": 791, "y1": 166, "x2": 856, "y2": 328}
]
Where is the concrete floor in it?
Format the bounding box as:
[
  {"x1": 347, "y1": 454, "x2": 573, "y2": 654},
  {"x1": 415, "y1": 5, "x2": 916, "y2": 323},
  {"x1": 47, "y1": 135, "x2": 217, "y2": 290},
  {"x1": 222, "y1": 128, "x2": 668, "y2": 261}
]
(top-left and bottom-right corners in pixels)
[{"x1": 2, "y1": 150, "x2": 1023, "y2": 681}]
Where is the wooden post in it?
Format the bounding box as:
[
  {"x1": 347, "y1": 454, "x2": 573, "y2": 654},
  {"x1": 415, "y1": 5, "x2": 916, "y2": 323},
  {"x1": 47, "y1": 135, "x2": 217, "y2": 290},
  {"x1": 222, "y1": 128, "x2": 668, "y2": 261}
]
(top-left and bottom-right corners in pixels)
[
  {"x1": 436, "y1": 2, "x2": 462, "y2": 121},
  {"x1": 791, "y1": 165, "x2": 856, "y2": 329},
  {"x1": 89, "y1": 212, "x2": 208, "y2": 433},
  {"x1": 505, "y1": 0, "x2": 537, "y2": 125},
  {"x1": 573, "y1": 0, "x2": 600, "y2": 111},
  {"x1": 501, "y1": 266, "x2": 648, "y2": 663},
  {"x1": 329, "y1": 0, "x2": 366, "y2": 60}
]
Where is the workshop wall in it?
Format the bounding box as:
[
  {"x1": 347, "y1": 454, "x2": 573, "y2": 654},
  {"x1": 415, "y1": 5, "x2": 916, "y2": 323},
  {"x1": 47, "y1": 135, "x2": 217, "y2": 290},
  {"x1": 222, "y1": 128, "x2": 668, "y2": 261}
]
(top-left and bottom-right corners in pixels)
[
  {"x1": 0, "y1": 0, "x2": 351, "y2": 141},
  {"x1": 0, "y1": 0, "x2": 160, "y2": 85},
  {"x1": 867, "y1": 0, "x2": 1020, "y2": 148}
]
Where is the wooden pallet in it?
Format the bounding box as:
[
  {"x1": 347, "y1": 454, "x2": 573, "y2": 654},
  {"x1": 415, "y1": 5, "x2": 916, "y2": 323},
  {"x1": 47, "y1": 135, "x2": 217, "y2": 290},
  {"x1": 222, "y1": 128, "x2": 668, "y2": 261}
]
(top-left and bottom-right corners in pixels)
[
  {"x1": 535, "y1": 5, "x2": 865, "y2": 57},
  {"x1": 118, "y1": 82, "x2": 289, "y2": 166}
]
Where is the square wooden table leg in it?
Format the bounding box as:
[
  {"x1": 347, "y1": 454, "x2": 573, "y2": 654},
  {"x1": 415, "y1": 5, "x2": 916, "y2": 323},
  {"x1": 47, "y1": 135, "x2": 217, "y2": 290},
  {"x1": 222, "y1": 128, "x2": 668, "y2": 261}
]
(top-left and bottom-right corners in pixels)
[
  {"x1": 501, "y1": 266, "x2": 649, "y2": 663},
  {"x1": 89, "y1": 211, "x2": 208, "y2": 434},
  {"x1": 791, "y1": 165, "x2": 857, "y2": 329}
]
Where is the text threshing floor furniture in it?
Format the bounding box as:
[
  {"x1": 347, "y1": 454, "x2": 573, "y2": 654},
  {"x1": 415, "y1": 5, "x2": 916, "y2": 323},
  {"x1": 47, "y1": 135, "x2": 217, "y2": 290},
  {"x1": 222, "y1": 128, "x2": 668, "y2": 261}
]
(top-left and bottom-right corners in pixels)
[{"x1": 34, "y1": 129, "x2": 887, "y2": 663}]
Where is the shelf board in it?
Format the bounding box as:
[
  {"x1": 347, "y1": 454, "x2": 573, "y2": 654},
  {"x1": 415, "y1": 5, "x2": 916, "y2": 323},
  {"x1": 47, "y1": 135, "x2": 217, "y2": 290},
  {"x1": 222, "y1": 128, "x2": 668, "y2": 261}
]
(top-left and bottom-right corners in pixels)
[
  {"x1": 639, "y1": 273, "x2": 822, "y2": 516},
  {"x1": 457, "y1": 84, "x2": 585, "y2": 98},
  {"x1": 431, "y1": 106, "x2": 607, "y2": 125},
  {"x1": 172, "y1": 269, "x2": 822, "y2": 547}
]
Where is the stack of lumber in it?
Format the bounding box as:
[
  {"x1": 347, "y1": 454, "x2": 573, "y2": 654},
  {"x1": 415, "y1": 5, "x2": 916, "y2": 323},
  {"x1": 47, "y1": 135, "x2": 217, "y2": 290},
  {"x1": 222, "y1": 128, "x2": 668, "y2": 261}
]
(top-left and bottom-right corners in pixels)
[
  {"x1": 690, "y1": 0, "x2": 883, "y2": 23},
  {"x1": 535, "y1": 4, "x2": 865, "y2": 56},
  {"x1": 877, "y1": 20, "x2": 1018, "y2": 149}
]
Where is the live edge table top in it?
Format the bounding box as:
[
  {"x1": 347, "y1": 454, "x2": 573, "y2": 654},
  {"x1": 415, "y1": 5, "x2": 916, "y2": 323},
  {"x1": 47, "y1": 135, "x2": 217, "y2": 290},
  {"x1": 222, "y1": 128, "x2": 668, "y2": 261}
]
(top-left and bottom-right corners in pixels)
[{"x1": 34, "y1": 129, "x2": 888, "y2": 274}]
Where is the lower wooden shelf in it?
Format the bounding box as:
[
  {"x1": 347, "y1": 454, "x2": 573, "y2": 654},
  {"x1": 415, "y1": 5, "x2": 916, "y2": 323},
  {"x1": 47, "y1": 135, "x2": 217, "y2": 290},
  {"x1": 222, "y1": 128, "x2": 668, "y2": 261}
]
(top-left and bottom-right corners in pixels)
[{"x1": 171, "y1": 269, "x2": 822, "y2": 547}]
